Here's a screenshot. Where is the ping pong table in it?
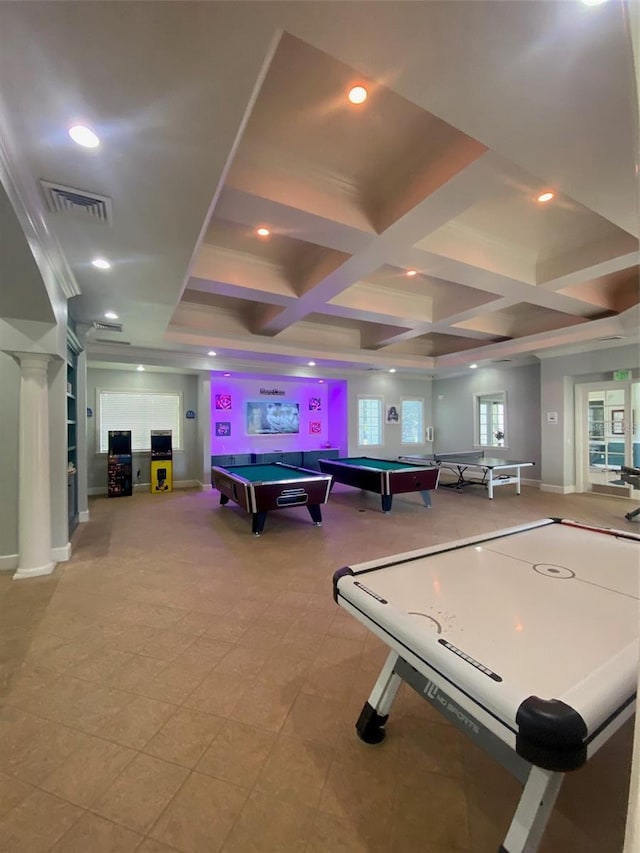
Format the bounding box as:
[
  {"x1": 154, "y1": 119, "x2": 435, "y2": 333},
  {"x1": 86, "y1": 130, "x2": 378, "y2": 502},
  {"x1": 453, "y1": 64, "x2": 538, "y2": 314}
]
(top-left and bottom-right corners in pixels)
[{"x1": 400, "y1": 451, "x2": 534, "y2": 499}]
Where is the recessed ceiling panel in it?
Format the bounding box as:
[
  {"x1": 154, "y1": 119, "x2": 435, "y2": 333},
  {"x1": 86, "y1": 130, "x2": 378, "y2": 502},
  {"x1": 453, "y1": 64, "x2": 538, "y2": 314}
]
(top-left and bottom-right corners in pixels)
[{"x1": 454, "y1": 303, "x2": 590, "y2": 338}]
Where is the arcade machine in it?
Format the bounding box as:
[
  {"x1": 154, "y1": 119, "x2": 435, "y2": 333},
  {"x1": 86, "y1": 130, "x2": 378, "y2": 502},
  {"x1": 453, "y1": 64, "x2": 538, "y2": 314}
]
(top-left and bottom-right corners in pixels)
[
  {"x1": 107, "y1": 430, "x2": 132, "y2": 497},
  {"x1": 150, "y1": 430, "x2": 173, "y2": 493}
]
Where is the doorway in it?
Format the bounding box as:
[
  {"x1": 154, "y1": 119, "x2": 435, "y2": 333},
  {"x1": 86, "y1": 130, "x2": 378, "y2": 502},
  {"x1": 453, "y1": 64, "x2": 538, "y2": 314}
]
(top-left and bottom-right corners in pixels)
[{"x1": 575, "y1": 381, "x2": 640, "y2": 500}]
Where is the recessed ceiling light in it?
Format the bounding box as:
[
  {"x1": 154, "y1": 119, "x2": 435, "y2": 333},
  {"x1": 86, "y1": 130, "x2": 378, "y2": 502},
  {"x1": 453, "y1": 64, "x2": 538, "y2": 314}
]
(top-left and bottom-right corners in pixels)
[
  {"x1": 537, "y1": 191, "x2": 554, "y2": 203},
  {"x1": 223, "y1": 373, "x2": 231, "y2": 377},
  {"x1": 406, "y1": 269, "x2": 417, "y2": 277},
  {"x1": 348, "y1": 85, "x2": 368, "y2": 105},
  {"x1": 92, "y1": 257, "x2": 111, "y2": 270},
  {"x1": 389, "y1": 368, "x2": 396, "y2": 373},
  {"x1": 68, "y1": 125, "x2": 100, "y2": 148},
  {"x1": 469, "y1": 364, "x2": 478, "y2": 369},
  {"x1": 256, "y1": 227, "x2": 270, "y2": 237},
  {"x1": 581, "y1": 0, "x2": 608, "y2": 5},
  {"x1": 136, "y1": 365, "x2": 145, "y2": 372},
  {"x1": 308, "y1": 361, "x2": 316, "y2": 367},
  {"x1": 104, "y1": 311, "x2": 118, "y2": 320},
  {"x1": 208, "y1": 351, "x2": 217, "y2": 357},
  {"x1": 318, "y1": 380, "x2": 324, "y2": 384}
]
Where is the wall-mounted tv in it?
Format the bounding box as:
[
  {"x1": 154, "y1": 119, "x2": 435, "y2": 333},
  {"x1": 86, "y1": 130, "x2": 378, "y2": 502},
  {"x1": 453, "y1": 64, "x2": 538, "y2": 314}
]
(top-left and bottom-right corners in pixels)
[{"x1": 246, "y1": 400, "x2": 300, "y2": 435}]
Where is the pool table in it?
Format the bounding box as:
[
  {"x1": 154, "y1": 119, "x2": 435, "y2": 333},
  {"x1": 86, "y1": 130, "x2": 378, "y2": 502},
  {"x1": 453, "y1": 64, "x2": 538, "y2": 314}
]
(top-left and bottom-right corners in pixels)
[
  {"x1": 317, "y1": 456, "x2": 440, "y2": 513},
  {"x1": 332, "y1": 517, "x2": 639, "y2": 852},
  {"x1": 211, "y1": 462, "x2": 332, "y2": 535}
]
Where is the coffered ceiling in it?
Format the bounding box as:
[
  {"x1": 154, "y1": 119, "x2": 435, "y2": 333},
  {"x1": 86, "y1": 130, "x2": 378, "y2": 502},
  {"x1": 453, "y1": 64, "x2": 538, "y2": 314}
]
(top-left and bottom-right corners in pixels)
[{"x1": 0, "y1": 2, "x2": 638, "y2": 378}]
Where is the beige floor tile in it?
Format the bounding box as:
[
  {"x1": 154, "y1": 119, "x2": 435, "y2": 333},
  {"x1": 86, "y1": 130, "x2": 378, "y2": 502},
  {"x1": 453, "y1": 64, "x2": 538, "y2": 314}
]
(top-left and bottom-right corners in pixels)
[
  {"x1": 213, "y1": 644, "x2": 271, "y2": 678},
  {"x1": 4, "y1": 717, "x2": 93, "y2": 785},
  {"x1": 40, "y1": 734, "x2": 135, "y2": 807},
  {"x1": 49, "y1": 811, "x2": 142, "y2": 852},
  {"x1": 183, "y1": 669, "x2": 249, "y2": 717},
  {"x1": 144, "y1": 707, "x2": 225, "y2": 767},
  {"x1": 221, "y1": 789, "x2": 314, "y2": 852},
  {"x1": 280, "y1": 691, "x2": 352, "y2": 748},
  {"x1": 391, "y1": 775, "x2": 470, "y2": 850},
  {"x1": 133, "y1": 627, "x2": 197, "y2": 661},
  {"x1": 196, "y1": 720, "x2": 276, "y2": 788},
  {"x1": 0, "y1": 789, "x2": 82, "y2": 853},
  {"x1": 226, "y1": 679, "x2": 299, "y2": 733},
  {"x1": 0, "y1": 770, "x2": 33, "y2": 819},
  {"x1": 253, "y1": 735, "x2": 333, "y2": 809},
  {"x1": 97, "y1": 694, "x2": 177, "y2": 749},
  {"x1": 306, "y1": 809, "x2": 393, "y2": 853},
  {"x1": 65, "y1": 648, "x2": 134, "y2": 684},
  {"x1": 150, "y1": 771, "x2": 248, "y2": 853},
  {"x1": 92, "y1": 753, "x2": 189, "y2": 833},
  {"x1": 395, "y1": 714, "x2": 466, "y2": 780},
  {"x1": 136, "y1": 839, "x2": 182, "y2": 853}
]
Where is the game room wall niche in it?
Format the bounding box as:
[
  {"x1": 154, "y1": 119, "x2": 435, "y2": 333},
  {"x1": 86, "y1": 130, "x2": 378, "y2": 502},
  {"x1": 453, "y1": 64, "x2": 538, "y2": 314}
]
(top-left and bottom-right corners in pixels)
[{"x1": 210, "y1": 377, "x2": 333, "y2": 455}]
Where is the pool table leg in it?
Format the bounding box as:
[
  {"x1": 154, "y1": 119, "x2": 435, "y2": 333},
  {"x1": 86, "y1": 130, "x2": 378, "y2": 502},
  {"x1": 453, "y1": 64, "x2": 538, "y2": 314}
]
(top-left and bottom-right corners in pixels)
[
  {"x1": 381, "y1": 495, "x2": 393, "y2": 513},
  {"x1": 356, "y1": 650, "x2": 402, "y2": 744},
  {"x1": 251, "y1": 511, "x2": 268, "y2": 536},
  {"x1": 306, "y1": 504, "x2": 323, "y2": 526},
  {"x1": 419, "y1": 490, "x2": 432, "y2": 508},
  {"x1": 219, "y1": 494, "x2": 230, "y2": 505}
]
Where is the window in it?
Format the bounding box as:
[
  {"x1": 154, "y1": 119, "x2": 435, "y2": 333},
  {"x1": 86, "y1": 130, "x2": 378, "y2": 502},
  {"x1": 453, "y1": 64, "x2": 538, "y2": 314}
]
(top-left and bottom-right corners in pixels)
[
  {"x1": 358, "y1": 397, "x2": 383, "y2": 446},
  {"x1": 97, "y1": 389, "x2": 182, "y2": 452},
  {"x1": 474, "y1": 391, "x2": 506, "y2": 447},
  {"x1": 401, "y1": 399, "x2": 424, "y2": 444}
]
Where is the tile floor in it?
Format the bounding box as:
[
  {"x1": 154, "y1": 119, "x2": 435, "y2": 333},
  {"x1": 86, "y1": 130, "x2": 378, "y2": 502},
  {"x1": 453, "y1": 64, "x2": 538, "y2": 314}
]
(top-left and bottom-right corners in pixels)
[{"x1": 0, "y1": 481, "x2": 637, "y2": 852}]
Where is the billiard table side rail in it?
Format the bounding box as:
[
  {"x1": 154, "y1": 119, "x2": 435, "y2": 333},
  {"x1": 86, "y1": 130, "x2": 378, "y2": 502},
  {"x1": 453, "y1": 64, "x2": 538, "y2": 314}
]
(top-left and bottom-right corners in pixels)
[
  {"x1": 211, "y1": 463, "x2": 333, "y2": 515},
  {"x1": 318, "y1": 457, "x2": 440, "y2": 495}
]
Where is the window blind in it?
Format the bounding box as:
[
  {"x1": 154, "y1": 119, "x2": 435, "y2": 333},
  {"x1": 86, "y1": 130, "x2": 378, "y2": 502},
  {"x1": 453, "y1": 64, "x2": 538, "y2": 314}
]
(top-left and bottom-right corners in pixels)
[{"x1": 98, "y1": 390, "x2": 181, "y2": 452}]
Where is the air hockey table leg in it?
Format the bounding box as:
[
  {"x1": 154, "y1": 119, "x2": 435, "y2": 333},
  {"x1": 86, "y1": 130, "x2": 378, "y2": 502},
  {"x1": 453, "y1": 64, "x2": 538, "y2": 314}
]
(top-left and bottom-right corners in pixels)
[
  {"x1": 355, "y1": 650, "x2": 403, "y2": 744},
  {"x1": 499, "y1": 765, "x2": 564, "y2": 853}
]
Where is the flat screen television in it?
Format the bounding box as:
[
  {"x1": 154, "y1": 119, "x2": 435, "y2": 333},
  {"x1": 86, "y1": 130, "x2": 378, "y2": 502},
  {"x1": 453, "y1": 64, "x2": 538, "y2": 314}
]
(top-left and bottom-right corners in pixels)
[{"x1": 246, "y1": 400, "x2": 300, "y2": 435}]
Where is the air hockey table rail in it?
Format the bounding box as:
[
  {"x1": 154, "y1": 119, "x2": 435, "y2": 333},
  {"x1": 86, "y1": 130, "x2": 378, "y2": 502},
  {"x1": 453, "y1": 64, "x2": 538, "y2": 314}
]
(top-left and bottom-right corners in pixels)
[{"x1": 332, "y1": 517, "x2": 640, "y2": 853}]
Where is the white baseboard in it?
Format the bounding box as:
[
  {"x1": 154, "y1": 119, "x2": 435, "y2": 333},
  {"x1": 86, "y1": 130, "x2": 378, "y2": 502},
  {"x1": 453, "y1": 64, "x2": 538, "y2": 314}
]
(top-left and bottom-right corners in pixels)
[
  {"x1": 0, "y1": 553, "x2": 18, "y2": 572},
  {"x1": 540, "y1": 483, "x2": 576, "y2": 495},
  {"x1": 13, "y1": 561, "x2": 56, "y2": 580},
  {"x1": 521, "y1": 477, "x2": 540, "y2": 489},
  {"x1": 79, "y1": 510, "x2": 90, "y2": 523},
  {"x1": 52, "y1": 543, "x2": 71, "y2": 562}
]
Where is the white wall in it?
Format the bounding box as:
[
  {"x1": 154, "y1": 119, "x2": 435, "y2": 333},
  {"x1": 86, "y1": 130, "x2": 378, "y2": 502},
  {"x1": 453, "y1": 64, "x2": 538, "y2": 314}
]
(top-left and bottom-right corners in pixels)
[{"x1": 0, "y1": 353, "x2": 20, "y2": 565}]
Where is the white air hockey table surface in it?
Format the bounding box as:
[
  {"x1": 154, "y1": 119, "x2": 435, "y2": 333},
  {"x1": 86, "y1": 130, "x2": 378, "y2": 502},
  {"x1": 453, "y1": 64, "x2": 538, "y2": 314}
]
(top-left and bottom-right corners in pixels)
[{"x1": 332, "y1": 517, "x2": 640, "y2": 853}]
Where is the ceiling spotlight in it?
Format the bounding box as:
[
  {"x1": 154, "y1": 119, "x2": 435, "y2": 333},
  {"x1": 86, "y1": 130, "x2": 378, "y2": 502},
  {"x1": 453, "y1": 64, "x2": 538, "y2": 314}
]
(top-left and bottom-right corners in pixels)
[
  {"x1": 406, "y1": 269, "x2": 417, "y2": 277},
  {"x1": 308, "y1": 361, "x2": 316, "y2": 367},
  {"x1": 92, "y1": 257, "x2": 111, "y2": 270},
  {"x1": 348, "y1": 85, "x2": 368, "y2": 105},
  {"x1": 104, "y1": 311, "x2": 118, "y2": 320},
  {"x1": 69, "y1": 125, "x2": 100, "y2": 148},
  {"x1": 318, "y1": 380, "x2": 324, "y2": 384},
  {"x1": 256, "y1": 227, "x2": 270, "y2": 237},
  {"x1": 136, "y1": 365, "x2": 145, "y2": 372},
  {"x1": 581, "y1": 0, "x2": 608, "y2": 5},
  {"x1": 208, "y1": 351, "x2": 217, "y2": 357},
  {"x1": 469, "y1": 363, "x2": 478, "y2": 369},
  {"x1": 223, "y1": 373, "x2": 231, "y2": 377},
  {"x1": 537, "y1": 191, "x2": 554, "y2": 203},
  {"x1": 389, "y1": 368, "x2": 396, "y2": 373}
]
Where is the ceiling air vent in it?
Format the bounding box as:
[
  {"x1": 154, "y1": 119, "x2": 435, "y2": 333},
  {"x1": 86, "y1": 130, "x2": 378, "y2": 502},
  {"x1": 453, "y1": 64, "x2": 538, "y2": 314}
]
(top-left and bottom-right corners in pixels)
[
  {"x1": 491, "y1": 359, "x2": 512, "y2": 363},
  {"x1": 40, "y1": 180, "x2": 112, "y2": 224},
  {"x1": 92, "y1": 320, "x2": 123, "y2": 333}
]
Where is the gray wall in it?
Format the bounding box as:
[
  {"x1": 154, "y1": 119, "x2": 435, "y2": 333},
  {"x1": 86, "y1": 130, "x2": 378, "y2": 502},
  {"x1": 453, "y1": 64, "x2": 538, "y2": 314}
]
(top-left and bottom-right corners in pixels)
[
  {"x1": 540, "y1": 344, "x2": 640, "y2": 489},
  {"x1": 346, "y1": 373, "x2": 433, "y2": 457},
  {"x1": 86, "y1": 368, "x2": 201, "y2": 492},
  {"x1": 433, "y1": 363, "x2": 542, "y2": 479}
]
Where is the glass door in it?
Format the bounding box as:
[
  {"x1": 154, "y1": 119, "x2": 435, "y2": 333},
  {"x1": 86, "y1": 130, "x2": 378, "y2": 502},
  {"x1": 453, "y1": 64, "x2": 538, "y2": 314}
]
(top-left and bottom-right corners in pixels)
[{"x1": 577, "y1": 381, "x2": 639, "y2": 499}]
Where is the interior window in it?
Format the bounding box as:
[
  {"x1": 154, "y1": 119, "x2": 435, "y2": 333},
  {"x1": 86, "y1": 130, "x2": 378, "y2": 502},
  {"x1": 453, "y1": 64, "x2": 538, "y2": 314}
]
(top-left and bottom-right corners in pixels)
[{"x1": 475, "y1": 392, "x2": 506, "y2": 447}]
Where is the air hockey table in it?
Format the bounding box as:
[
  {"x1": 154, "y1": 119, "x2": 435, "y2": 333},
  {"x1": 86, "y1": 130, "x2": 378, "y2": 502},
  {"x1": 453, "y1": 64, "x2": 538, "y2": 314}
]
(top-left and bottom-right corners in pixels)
[{"x1": 332, "y1": 517, "x2": 640, "y2": 853}]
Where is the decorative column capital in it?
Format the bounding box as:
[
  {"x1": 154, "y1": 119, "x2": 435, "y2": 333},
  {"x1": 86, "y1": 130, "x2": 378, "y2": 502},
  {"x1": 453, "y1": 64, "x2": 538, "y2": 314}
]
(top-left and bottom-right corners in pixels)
[{"x1": 12, "y1": 352, "x2": 51, "y2": 377}]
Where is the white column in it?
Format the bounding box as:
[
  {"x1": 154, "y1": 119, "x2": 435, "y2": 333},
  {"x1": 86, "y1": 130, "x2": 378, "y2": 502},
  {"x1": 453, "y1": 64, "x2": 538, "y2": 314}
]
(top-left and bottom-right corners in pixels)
[{"x1": 14, "y1": 353, "x2": 55, "y2": 580}]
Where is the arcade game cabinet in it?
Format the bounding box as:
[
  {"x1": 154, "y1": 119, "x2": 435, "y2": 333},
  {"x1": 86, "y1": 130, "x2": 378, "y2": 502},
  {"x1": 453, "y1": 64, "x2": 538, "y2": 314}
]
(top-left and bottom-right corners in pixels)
[
  {"x1": 150, "y1": 430, "x2": 173, "y2": 493},
  {"x1": 107, "y1": 430, "x2": 132, "y2": 497}
]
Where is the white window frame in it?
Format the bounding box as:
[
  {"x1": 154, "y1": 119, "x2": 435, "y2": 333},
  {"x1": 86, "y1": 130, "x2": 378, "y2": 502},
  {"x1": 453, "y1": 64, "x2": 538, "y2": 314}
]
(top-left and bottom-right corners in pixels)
[
  {"x1": 474, "y1": 390, "x2": 507, "y2": 448},
  {"x1": 96, "y1": 388, "x2": 183, "y2": 453},
  {"x1": 400, "y1": 398, "x2": 425, "y2": 445},
  {"x1": 357, "y1": 396, "x2": 383, "y2": 447}
]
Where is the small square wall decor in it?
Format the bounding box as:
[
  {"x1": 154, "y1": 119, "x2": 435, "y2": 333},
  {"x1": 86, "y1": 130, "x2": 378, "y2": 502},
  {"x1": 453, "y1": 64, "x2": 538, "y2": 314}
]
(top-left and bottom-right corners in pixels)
[
  {"x1": 215, "y1": 421, "x2": 231, "y2": 437},
  {"x1": 309, "y1": 397, "x2": 322, "y2": 411},
  {"x1": 309, "y1": 421, "x2": 322, "y2": 434},
  {"x1": 215, "y1": 394, "x2": 232, "y2": 410}
]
